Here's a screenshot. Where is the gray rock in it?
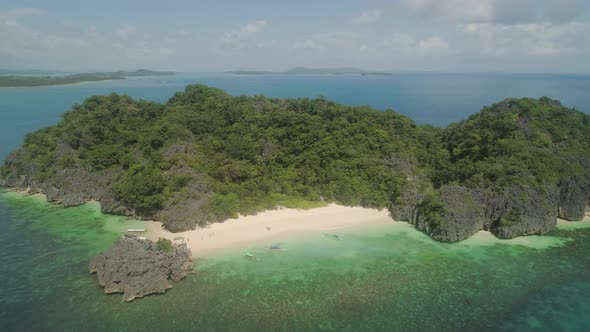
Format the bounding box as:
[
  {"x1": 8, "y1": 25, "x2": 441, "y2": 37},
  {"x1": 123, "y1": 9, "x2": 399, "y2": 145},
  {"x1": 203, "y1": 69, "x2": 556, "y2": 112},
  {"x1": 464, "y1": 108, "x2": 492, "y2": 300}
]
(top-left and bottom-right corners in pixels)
[
  {"x1": 558, "y1": 176, "x2": 589, "y2": 221},
  {"x1": 407, "y1": 184, "x2": 561, "y2": 241},
  {"x1": 389, "y1": 185, "x2": 423, "y2": 223},
  {"x1": 487, "y1": 185, "x2": 558, "y2": 239},
  {"x1": 414, "y1": 184, "x2": 487, "y2": 242},
  {"x1": 159, "y1": 165, "x2": 211, "y2": 231},
  {"x1": 88, "y1": 235, "x2": 192, "y2": 302}
]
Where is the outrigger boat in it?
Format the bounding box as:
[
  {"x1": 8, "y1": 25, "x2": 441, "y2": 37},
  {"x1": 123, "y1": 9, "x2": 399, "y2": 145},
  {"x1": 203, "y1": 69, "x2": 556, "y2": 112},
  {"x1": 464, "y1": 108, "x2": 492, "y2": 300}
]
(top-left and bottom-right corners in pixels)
[
  {"x1": 322, "y1": 233, "x2": 343, "y2": 241},
  {"x1": 244, "y1": 253, "x2": 259, "y2": 260},
  {"x1": 265, "y1": 244, "x2": 288, "y2": 251}
]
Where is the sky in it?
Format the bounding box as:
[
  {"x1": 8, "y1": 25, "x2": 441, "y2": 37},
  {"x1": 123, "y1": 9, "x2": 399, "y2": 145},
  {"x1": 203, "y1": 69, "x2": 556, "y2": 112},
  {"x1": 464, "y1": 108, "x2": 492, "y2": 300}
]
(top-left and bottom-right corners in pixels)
[{"x1": 1, "y1": 0, "x2": 589, "y2": 73}]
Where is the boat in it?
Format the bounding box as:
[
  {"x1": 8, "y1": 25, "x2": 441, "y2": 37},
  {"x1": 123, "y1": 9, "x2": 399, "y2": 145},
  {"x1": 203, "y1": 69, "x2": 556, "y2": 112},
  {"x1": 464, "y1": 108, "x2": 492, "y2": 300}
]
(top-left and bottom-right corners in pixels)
[
  {"x1": 244, "y1": 253, "x2": 259, "y2": 261},
  {"x1": 323, "y1": 233, "x2": 343, "y2": 241},
  {"x1": 265, "y1": 244, "x2": 288, "y2": 251}
]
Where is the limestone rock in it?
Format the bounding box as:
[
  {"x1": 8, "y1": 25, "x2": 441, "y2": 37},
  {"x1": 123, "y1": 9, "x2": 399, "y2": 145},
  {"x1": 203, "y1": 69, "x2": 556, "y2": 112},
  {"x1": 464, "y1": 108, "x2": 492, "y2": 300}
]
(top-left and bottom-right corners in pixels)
[{"x1": 88, "y1": 235, "x2": 192, "y2": 302}]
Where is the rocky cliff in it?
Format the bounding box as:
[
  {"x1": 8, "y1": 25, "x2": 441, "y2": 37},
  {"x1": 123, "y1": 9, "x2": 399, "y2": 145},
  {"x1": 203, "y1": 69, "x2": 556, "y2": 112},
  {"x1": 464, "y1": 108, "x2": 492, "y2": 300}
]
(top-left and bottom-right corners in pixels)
[
  {"x1": 393, "y1": 181, "x2": 587, "y2": 242},
  {"x1": 88, "y1": 235, "x2": 193, "y2": 302},
  {"x1": 390, "y1": 97, "x2": 590, "y2": 242}
]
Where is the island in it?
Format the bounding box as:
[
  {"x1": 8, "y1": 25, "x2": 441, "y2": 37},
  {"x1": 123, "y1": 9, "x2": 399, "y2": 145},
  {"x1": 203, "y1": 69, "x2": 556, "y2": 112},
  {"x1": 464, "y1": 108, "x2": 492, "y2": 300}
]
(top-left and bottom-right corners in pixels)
[
  {"x1": 1, "y1": 85, "x2": 589, "y2": 243},
  {"x1": 0, "y1": 69, "x2": 175, "y2": 87},
  {"x1": 226, "y1": 66, "x2": 393, "y2": 75}
]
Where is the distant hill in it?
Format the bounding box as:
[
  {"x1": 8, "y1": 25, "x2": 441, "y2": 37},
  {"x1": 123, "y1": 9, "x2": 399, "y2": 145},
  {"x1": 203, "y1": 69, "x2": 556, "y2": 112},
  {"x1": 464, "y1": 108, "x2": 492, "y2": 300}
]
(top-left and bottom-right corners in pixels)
[{"x1": 111, "y1": 69, "x2": 175, "y2": 76}]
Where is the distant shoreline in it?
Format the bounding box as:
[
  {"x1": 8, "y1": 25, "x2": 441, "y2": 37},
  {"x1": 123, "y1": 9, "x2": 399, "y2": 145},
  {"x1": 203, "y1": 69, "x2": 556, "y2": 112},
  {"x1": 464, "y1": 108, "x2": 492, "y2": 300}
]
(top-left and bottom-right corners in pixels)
[
  {"x1": 0, "y1": 69, "x2": 175, "y2": 88},
  {"x1": 0, "y1": 79, "x2": 119, "y2": 89}
]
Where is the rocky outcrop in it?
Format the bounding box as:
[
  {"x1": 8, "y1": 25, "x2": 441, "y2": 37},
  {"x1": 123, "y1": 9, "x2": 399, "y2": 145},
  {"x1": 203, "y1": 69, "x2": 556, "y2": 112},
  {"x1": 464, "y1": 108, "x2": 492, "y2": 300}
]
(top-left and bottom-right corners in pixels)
[
  {"x1": 160, "y1": 165, "x2": 211, "y2": 231},
  {"x1": 387, "y1": 155, "x2": 426, "y2": 223},
  {"x1": 88, "y1": 235, "x2": 192, "y2": 302},
  {"x1": 405, "y1": 184, "x2": 562, "y2": 242},
  {"x1": 1, "y1": 144, "x2": 208, "y2": 231},
  {"x1": 413, "y1": 185, "x2": 487, "y2": 242},
  {"x1": 558, "y1": 176, "x2": 589, "y2": 221},
  {"x1": 487, "y1": 185, "x2": 558, "y2": 239}
]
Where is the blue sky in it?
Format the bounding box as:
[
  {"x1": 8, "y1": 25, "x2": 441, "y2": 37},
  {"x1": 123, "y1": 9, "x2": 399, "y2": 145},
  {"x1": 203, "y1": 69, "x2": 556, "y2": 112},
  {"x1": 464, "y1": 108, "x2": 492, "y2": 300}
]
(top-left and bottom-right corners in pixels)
[{"x1": 1, "y1": 0, "x2": 589, "y2": 72}]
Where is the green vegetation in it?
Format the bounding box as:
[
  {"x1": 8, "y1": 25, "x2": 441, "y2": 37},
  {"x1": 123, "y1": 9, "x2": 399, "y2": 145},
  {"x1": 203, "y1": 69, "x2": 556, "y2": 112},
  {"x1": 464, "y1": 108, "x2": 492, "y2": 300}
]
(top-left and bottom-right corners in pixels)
[
  {"x1": 0, "y1": 69, "x2": 174, "y2": 87},
  {"x1": 2, "y1": 85, "x2": 589, "y2": 234},
  {"x1": 3, "y1": 85, "x2": 420, "y2": 228},
  {"x1": 156, "y1": 238, "x2": 173, "y2": 252},
  {"x1": 434, "y1": 97, "x2": 590, "y2": 190}
]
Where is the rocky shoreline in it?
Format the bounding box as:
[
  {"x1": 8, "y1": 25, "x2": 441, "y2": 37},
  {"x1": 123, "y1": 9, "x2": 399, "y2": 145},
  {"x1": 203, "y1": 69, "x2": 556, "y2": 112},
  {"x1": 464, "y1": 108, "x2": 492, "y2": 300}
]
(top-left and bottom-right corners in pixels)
[
  {"x1": 391, "y1": 180, "x2": 589, "y2": 242},
  {"x1": 88, "y1": 235, "x2": 193, "y2": 301}
]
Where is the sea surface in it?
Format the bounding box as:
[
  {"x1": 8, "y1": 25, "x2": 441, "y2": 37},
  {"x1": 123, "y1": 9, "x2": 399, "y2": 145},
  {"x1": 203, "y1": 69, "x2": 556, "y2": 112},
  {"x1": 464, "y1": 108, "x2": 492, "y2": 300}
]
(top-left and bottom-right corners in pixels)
[
  {"x1": 1, "y1": 192, "x2": 589, "y2": 331},
  {"x1": 1, "y1": 73, "x2": 590, "y2": 331}
]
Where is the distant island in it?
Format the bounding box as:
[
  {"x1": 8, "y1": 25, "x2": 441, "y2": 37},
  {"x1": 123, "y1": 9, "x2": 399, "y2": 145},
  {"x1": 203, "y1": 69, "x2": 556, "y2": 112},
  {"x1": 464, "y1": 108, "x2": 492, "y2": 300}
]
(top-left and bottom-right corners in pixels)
[
  {"x1": 226, "y1": 66, "x2": 392, "y2": 75},
  {"x1": 0, "y1": 69, "x2": 175, "y2": 87},
  {"x1": 2, "y1": 84, "x2": 589, "y2": 243}
]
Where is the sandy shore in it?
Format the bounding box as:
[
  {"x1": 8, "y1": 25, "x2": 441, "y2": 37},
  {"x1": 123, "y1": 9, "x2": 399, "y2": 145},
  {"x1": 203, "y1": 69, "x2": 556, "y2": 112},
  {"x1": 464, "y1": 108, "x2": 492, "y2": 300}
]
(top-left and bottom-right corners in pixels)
[{"x1": 147, "y1": 204, "x2": 394, "y2": 257}]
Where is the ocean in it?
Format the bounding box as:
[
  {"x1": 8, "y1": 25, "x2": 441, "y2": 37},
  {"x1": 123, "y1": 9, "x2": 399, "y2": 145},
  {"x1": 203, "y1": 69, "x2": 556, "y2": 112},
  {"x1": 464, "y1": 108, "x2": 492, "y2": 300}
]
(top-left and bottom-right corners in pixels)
[{"x1": 1, "y1": 73, "x2": 590, "y2": 331}]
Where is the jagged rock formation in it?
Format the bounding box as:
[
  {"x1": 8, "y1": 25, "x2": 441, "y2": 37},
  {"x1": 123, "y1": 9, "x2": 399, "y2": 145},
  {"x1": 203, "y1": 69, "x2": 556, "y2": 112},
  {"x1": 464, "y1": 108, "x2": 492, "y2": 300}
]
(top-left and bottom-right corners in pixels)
[
  {"x1": 88, "y1": 235, "x2": 192, "y2": 302},
  {"x1": 390, "y1": 97, "x2": 590, "y2": 242},
  {"x1": 558, "y1": 176, "x2": 590, "y2": 221},
  {"x1": 487, "y1": 185, "x2": 559, "y2": 239},
  {"x1": 415, "y1": 185, "x2": 487, "y2": 242}
]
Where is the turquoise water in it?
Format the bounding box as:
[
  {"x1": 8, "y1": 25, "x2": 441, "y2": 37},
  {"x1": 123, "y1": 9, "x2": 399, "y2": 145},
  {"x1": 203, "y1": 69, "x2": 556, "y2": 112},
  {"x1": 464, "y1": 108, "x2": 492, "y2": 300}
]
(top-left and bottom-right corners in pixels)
[
  {"x1": 2, "y1": 73, "x2": 590, "y2": 331},
  {"x1": 1, "y1": 192, "x2": 590, "y2": 331},
  {"x1": 1, "y1": 72, "x2": 589, "y2": 159}
]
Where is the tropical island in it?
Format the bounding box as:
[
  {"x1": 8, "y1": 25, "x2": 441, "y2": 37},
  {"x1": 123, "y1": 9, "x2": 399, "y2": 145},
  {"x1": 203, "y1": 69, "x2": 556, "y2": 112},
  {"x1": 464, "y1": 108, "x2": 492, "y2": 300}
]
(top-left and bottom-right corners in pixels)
[
  {"x1": 1, "y1": 84, "x2": 589, "y2": 245},
  {"x1": 226, "y1": 66, "x2": 392, "y2": 75},
  {"x1": 0, "y1": 69, "x2": 175, "y2": 87}
]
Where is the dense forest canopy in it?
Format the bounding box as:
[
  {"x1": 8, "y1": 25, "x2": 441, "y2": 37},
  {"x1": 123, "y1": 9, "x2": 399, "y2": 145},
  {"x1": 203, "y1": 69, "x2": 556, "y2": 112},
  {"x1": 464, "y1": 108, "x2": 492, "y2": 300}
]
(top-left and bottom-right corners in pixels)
[{"x1": 2, "y1": 85, "x2": 589, "y2": 240}]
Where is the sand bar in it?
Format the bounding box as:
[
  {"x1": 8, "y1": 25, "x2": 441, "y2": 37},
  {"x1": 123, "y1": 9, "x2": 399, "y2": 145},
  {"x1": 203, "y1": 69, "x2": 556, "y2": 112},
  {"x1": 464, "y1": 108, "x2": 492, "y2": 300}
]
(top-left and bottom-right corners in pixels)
[{"x1": 147, "y1": 204, "x2": 393, "y2": 257}]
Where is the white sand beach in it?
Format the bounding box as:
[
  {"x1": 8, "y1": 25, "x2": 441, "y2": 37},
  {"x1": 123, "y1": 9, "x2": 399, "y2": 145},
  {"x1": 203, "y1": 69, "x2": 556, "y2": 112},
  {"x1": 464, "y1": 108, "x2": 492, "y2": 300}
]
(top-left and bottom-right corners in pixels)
[{"x1": 147, "y1": 204, "x2": 394, "y2": 257}]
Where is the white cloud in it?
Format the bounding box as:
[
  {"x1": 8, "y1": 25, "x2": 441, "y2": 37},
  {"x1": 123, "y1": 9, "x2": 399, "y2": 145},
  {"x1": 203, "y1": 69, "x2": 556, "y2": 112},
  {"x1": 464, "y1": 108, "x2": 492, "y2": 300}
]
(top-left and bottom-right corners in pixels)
[
  {"x1": 210, "y1": 20, "x2": 267, "y2": 53},
  {"x1": 461, "y1": 21, "x2": 590, "y2": 56},
  {"x1": 239, "y1": 20, "x2": 266, "y2": 34},
  {"x1": 383, "y1": 34, "x2": 452, "y2": 56},
  {"x1": 352, "y1": 9, "x2": 382, "y2": 25},
  {"x1": 118, "y1": 24, "x2": 137, "y2": 39},
  {"x1": 0, "y1": 7, "x2": 44, "y2": 26},
  {"x1": 125, "y1": 45, "x2": 176, "y2": 60},
  {"x1": 159, "y1": 47, "x2": 175, "y2": 56},
  {"x1": 402, "y1": 0, "x2": 585, "y2": 24},
  {"x1": 292, "y1": 32, "x2": 360, "y2": 50}
]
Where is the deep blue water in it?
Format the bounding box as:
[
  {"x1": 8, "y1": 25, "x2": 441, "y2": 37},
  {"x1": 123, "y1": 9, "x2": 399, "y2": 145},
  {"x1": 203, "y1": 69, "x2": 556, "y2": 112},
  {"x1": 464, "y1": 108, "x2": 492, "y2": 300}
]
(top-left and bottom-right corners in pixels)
[{"x1": 1, "y1": 72, "x2": 589, "y2": 160}]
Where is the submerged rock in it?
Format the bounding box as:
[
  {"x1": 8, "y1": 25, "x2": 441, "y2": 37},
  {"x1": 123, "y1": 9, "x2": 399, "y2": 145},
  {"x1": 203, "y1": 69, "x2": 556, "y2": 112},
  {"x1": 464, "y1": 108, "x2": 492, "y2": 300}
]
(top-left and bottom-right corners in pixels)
[{"x1": 88, "y1": 235, "x2": 192, "y2": 302}]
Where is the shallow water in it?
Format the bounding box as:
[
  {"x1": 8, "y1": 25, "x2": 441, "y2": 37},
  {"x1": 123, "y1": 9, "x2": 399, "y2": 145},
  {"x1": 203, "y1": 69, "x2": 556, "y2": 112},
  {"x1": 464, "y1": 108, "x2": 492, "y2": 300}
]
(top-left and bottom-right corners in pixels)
[{"x1": 1, "y1": 192, "x2": 589, "y2": 331}]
